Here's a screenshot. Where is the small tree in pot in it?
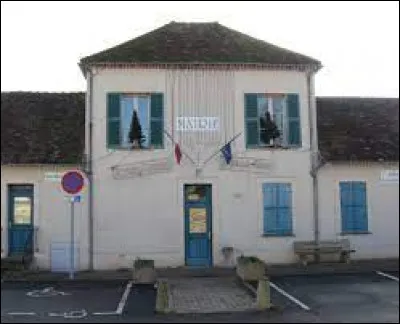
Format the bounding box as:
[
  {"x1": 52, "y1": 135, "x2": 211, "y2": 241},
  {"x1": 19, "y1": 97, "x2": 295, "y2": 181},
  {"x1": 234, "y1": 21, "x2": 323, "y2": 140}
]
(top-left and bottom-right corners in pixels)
[
  {"x1": 129, "y1": 110, "x2": 145, "y2": 149},
  {"x1": 260, "y1": 111, "x2": 281, "y2": 146}
]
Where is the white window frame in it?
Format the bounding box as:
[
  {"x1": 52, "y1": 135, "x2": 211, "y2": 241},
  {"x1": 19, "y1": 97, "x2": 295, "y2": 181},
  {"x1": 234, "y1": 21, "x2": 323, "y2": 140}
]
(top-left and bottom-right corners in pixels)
[
  {"x1": 258, "y1": 94, "x2": 288, "y2": 146},
  {"x1": 120, "y1": 94, "x2": 151, "y2": 149}
]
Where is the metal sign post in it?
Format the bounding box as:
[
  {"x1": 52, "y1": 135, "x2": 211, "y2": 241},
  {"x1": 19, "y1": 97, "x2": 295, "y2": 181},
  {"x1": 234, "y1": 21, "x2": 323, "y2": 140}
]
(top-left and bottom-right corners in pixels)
[
  {"x1": 69, "y1": 197, "x2": 75, "y2": 280},
  {"x1": 61, "y1": 171, "x2": 85, "y2": 280}
]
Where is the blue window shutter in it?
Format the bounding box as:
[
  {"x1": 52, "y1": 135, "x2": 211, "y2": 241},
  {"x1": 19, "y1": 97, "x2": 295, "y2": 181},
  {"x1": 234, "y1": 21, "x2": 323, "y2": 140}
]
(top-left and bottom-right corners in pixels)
[
  {"x1": 286, "y1": 94, "x2": 301, "y2": 146},
  {"x1": 276, "y1": 184, "x2": 292, "y2": 235},
  {"x1": 107, "y1": 93, "x2": 121, "y2": 148},
  {"x1": 353, "y1": 182, "x2": 368, "y2": 232},
  {"x1": 263, "y1": 183, "x2": 293, "y2": 235},
  {"x1": 340, "y1": 182, "x2": 352, "y2": 232},
  {"x1": 340, "y1": 181, "x2": 368, "y2": 233},
  {"x1": 150, "y1": 93, "x2": 164, "y2": 148},
  {"x1": 263, "y1": 183, "x2": 277, "y2": 234},
  {"x1": 245, "y1": 94, "x2": 259, "y2": 148},
  {"x1": 263, "y1": 208, "x2": 277, "y2": 235}
]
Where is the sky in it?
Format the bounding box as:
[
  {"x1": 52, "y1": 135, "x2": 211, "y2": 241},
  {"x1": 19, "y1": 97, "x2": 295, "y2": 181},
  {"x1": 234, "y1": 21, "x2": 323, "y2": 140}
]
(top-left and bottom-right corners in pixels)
[{"x1": 1, "y1": 1, "x2": 399, "y2": 97}]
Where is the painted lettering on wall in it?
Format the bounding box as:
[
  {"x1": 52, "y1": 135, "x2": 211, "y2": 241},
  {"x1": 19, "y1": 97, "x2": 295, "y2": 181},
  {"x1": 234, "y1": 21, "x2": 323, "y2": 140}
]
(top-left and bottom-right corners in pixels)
[
  {"x1": 176, "y1": 117, "x2": 220, "y2": 131},
  {"x1": 381, "y1": 170, "x2": 399, "y2": 182}
]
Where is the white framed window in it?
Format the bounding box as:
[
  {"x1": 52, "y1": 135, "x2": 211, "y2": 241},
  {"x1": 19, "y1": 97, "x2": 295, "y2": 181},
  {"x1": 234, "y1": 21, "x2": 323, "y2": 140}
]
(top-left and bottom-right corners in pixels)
[
  {"x1": 120, "y1": 95, "x2": 151, "y2": 148},
  {"x1": 257, "y1": 95, "x2": 287, "y2": 146}
]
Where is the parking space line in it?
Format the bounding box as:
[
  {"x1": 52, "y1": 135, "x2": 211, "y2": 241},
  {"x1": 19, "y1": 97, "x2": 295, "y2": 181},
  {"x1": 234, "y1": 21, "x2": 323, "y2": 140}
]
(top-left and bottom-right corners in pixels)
[
  {"x1": 92, "y1": 311, "x2": 119, "y2": 315},
  {"x1": 7, "y1": 312, "x2": 37, "y2": 316},
  {"x1": 116, "y1": 280, "x2": 133, "y2": 314},
  {"x1": 375, "y1": 271, "x2": 399, "y2": 282},
  {"x1": 269, "y1": 281, "x2": 311, "y2": 311}
]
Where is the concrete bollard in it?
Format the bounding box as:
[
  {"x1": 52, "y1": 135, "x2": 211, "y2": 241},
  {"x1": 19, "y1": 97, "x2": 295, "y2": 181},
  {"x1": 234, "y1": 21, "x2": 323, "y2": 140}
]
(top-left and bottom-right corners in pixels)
[
  {"x1": 155, "y1": 281, "x2": 170, "y2": 313},
  {"x1": 256, "y1": 276, "x2": 271, "y2": 310}
]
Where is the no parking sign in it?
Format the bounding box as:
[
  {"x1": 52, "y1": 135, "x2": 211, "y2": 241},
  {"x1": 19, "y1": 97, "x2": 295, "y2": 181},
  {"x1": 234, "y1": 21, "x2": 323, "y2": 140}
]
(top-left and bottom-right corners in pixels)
[{"x1": 61, "y1": 170, "x2": 85, "y2": 196}]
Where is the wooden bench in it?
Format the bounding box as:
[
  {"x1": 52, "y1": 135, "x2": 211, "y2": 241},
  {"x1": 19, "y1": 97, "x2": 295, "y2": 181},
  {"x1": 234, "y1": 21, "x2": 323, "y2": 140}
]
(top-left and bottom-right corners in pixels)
[{"x1": 293, "y1": 239, "x2": 355, "y2": 266}]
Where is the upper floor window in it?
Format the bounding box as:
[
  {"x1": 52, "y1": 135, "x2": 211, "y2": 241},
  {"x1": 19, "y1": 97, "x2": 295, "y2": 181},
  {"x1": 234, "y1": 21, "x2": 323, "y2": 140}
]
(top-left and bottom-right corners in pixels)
[
  {"x1": 107, "y1": 93, "x2": 164, "y2": 149},
  {"x1": 244, "y1": 93, "x2": 301, "y2": 148}
]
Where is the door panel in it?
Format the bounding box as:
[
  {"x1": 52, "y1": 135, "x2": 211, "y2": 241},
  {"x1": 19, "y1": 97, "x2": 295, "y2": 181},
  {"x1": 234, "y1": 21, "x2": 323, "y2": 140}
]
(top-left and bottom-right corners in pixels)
[
  {"x1": 184, "y1": 184, "x2": 212, "y2": 267},
  {"x1": 8, "y1": 185, "x2": 34, "y2": 256}
]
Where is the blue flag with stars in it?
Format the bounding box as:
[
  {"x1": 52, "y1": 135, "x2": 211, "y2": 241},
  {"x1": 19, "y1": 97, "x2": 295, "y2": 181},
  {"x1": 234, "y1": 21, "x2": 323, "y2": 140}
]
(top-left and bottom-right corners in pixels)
[{"x1": 221, "y1": 142, "x2": 232, "y2": 164}]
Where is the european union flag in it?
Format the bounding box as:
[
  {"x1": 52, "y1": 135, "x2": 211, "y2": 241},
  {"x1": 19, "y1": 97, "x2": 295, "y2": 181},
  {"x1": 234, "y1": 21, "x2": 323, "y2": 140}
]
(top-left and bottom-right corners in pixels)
[{"x1": 221, "y1": 142, "x2": 232, "y2": 164}]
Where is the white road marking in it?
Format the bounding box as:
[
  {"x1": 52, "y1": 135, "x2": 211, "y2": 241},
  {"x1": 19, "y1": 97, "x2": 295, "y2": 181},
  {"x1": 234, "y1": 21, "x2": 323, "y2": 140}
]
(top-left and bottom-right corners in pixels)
[
  {"x1": 242, "y1": 281, "x2": 257, "y2": 294},
  {"x1": 376, "y1": 271, "x2": 399, "y2": 282},
  {"x1": 116, "y1": 280, "x2": 133, "y2": 315},
  {"x1": 7, "y1": 312, "x2": 36, "y2": 316},
  {"x1": 269, "y1": 281, "x2": 311, "y2": 311},
  {"x1": 27, "y1": 287, "x2": 70, "y2": 297},
  {"x1": 48, "y1": 309, "x2": 87, "y2": 319},
  {"x1": 63, "y1": 309, "x2": 87, "y2": 319},
  {"x1": 92, "y1": 311, "x2": 119, "y2": 315}
]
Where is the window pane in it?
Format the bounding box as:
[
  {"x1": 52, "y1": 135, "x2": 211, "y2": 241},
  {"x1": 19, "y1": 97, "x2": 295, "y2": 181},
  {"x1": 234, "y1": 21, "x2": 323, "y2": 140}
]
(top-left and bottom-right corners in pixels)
[
  {"x1": 186, "y1": 185, "x2": 207, "y2": 202},
  {"x1": 120, "y1": 96, "x2": 150, "y2": 148},
  {"x1": 137, "y1": 97, "x2": 150, "y2": 148},
  {"x1": 120, "y1": 97, "x2": 135, "y2": 148},
  {"x1": 258, "y1": 97, "x2": 269, "y2": 145},
  {"x1": 13, "y1": 197, "x2": 32, "y2": 224},
  {"x1": 272, "y1": 97, "x2": 284, "y2": 142}
]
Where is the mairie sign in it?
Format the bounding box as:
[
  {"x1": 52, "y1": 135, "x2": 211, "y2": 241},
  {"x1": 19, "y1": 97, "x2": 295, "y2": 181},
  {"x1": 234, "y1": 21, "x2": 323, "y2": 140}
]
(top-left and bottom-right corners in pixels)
[{"x1": 176, "y1": 117, "x2": 220, "y2": 131}]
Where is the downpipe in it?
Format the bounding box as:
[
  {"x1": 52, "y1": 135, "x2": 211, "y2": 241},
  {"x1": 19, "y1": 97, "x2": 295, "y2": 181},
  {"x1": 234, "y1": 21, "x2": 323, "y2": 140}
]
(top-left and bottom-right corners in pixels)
[
  {"x1": 86, "y1": 68, "x2": 94, "y2": 271},
  {"x1": 307, "y1": 71, "x2": 323, "y2": 263}
]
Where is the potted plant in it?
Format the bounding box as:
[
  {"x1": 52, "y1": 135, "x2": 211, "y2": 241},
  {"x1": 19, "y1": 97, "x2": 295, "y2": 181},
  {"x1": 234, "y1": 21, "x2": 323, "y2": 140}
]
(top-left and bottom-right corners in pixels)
[
  {"x1": 129, "y1": 110, "x2": 145, "y2": 149},
  {"x1": 236, "y1": 255, "x2": 266, "y2": 281},
  {"x1": 259, "y1": 111, "x2": 281, "y2": 147},
  {"x1": 132, "y1": 258, "x2": 156, "y2": 284}
]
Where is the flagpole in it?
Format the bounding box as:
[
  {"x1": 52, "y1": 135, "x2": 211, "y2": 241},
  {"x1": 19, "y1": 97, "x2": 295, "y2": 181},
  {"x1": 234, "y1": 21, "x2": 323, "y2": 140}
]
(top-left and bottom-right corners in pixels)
[
  {"x1": 163, "y1": 130, "x2": 196, "y2": 165},
  {"x1": 202, "y1": 132, "x2": 242, "y2": 167}
]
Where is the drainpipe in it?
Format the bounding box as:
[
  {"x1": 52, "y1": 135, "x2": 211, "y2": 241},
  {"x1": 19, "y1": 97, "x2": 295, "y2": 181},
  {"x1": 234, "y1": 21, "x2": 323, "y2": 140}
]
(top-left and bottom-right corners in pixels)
[
  {"x1": 307, "y1": 70, "x2": 321, "y2": 262},
  {"x1": 86, "y1": 68, "x2": 94, "y2": 271}
]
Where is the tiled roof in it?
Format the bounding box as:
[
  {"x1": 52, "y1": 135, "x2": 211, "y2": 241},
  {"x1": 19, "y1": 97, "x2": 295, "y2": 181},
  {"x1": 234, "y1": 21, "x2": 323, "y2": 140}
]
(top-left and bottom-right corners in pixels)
[
  {"x1": 80, "y1": 22, "x2": 321, "y2": 67},
  {"x1": 1, "y1": 92, "x2": 85, "y2": 164},
  {"x1": 317, "y1": 97, "x2": 399, "y2": 162},
  {"x1": 1, "y1": 92, "x2": 398, "y2": 164}
]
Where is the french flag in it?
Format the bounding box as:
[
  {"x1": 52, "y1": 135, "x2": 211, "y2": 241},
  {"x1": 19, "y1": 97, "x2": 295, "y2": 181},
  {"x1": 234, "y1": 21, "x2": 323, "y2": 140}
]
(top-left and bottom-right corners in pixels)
[{"x1": 175, "y1": 143, "x2": 182, "y2": 164}]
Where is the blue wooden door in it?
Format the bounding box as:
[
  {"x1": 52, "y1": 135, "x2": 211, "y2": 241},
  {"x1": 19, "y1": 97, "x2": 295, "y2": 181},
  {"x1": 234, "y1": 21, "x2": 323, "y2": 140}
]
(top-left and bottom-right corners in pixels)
[
  {"x1": 8, "y1": 185, "x2": 34, "y2": 256},
  {"x1": 184, "y1": 184, "x2": 212, "y2": 267}
]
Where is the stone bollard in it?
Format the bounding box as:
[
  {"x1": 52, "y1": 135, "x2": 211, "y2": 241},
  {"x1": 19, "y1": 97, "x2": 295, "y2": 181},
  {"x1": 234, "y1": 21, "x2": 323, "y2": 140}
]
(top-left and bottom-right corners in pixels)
[
  {"x1": 155, "y1": 281, "x2": 170, "y2": 313},
  {"x1": 256, "y1": 276, "x2": 271, "y2": 310}
]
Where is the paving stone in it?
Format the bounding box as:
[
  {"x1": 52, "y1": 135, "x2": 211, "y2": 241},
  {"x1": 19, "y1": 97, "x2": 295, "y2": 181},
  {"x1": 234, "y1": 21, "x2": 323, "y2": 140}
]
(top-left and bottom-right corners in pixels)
[{"x1": 167, "y1": 277, "x2": 256, "y2": 314}]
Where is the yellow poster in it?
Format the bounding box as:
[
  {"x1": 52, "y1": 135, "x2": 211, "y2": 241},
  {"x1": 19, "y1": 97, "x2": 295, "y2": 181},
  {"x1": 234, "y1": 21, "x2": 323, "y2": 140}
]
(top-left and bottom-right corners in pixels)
[
  {"x1": 189, "y1": 208, "x2": 207, "y2": 233},
  {"x1": 14, "y1": 197, "x2": 31, "y2": 224}
]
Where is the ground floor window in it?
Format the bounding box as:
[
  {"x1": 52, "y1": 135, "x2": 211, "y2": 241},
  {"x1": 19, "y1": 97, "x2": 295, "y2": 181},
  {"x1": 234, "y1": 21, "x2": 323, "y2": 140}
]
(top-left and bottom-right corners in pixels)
[
  {"x1": 262, "y1": 183, "x2": 293, "y2": 236},
  {"x1": 339, "y1": 181, "x2": 368, "y2": 233}
]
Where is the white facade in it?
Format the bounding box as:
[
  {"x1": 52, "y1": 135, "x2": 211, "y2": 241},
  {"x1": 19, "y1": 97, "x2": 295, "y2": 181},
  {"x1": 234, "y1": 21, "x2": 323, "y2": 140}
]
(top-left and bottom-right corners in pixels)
[
  {"x1": 1, "y1": 68, "x2": 398, "y2": 270},
  {"x1": 1, "y1": 165, "x2": 89, "y2": 270},
  {"x1": 318, "y1": 162, "x2": 399, "y2": 260},
  {"x1": 87, "y1": 67, "x2": 316, "y2": 269}
]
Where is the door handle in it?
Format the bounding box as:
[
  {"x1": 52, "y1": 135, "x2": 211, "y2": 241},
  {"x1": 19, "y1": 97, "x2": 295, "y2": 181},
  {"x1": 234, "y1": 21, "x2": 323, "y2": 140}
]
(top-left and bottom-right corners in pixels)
[{"x1": 208, "y1": 232, "x2": 211, "y2": 240}]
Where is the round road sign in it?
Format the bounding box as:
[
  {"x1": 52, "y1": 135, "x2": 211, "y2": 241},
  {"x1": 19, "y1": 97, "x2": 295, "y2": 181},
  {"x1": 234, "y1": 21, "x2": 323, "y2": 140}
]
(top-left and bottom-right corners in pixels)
[{"x1": 61, "y1": 170, "x2": 85, "y2": 195}]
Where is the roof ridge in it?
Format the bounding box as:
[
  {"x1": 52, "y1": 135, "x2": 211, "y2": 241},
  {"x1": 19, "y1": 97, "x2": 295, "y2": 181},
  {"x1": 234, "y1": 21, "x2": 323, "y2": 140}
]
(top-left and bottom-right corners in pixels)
[
  {"x1": 1, "y1": 91, "x2": 85, "y2": 94},
  {"x1": 317, "y1": 96, "x2": 399, "y2": 100}
]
